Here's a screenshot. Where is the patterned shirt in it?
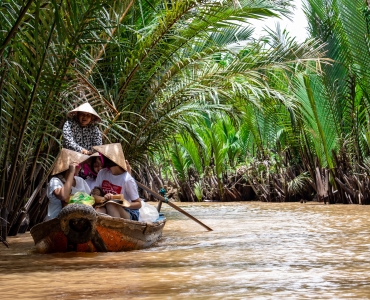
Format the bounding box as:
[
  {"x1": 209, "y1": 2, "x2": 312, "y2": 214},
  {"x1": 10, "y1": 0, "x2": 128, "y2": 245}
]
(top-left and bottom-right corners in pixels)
[{"x1": 62, "y1": 119, "x2": 102, "y2": 152}]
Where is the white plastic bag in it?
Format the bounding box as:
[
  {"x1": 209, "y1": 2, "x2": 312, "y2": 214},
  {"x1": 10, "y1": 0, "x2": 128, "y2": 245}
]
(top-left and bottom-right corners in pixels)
[{"x1": 139, "y1": 199, "x2": 159, "y2": 222}]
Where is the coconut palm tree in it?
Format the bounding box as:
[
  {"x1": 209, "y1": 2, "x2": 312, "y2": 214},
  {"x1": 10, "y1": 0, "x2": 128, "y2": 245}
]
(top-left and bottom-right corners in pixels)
[
  {"x1": 1, "y1": 0, "x2": 327, "y2": 239},
  {"x1": 0, "y1": 0, "x2": 134, "y2": 239}
]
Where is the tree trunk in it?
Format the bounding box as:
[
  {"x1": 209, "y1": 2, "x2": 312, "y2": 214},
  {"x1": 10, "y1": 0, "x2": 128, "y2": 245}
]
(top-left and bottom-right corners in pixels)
[{"x1": 0, "y1": 206, "x2": 7, "y2": 241}]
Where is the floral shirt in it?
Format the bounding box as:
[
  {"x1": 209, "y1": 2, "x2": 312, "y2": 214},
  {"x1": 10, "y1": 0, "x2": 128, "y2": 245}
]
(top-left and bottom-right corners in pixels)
[{"x1": 62, "y1": 119, "x2": 102, "y2": 152}]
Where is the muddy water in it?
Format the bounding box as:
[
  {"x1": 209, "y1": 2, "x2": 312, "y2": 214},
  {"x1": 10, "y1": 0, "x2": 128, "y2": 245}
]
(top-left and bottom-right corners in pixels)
[{"x1": 1, "y1": 202, "x2": 370, "y2": 299}]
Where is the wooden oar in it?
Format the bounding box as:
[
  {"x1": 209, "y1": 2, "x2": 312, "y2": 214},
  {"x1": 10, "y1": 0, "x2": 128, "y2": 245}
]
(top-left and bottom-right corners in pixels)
[{"x1": 136, "y1": 181, "x2": 213, "y2": 231}]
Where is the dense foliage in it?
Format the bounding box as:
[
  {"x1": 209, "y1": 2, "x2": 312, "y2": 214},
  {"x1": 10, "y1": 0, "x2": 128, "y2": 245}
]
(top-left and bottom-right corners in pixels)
[
  {"x1": 2, "y1": 0, "x2": 370, "y2": 241},
  {"x1": 1, "y1": 0, "x2": 310, "y2": 239},
  {"x1": 158, "y1": 0, "x2": 370, "y2": 203}
]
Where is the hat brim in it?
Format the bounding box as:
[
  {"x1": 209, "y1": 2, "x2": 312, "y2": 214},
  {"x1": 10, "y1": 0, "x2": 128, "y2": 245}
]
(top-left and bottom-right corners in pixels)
[
  {"x1": 67, "y1": 102, "x2": 101, "y2": 123},
  {"x1": 68, "y1": 112, "x2": 101, "y2": 123},
  {"x1": 92, "y1": 143, "x2": 127, "y2": 171},
  {"x1": 51, "y1": 149, "x2": 91, "y2": 175}
]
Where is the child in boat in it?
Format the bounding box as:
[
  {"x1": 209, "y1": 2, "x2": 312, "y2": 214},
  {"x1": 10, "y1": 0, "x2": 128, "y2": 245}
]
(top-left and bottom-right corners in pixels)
[
  {"x1": 84, "y1": 153, "x2": 103, "y2": 190},
  {"x1": 45, "y1": 149, "x2": 91, "y2": 220},
  {"x1": 63, "y1": 102, "x2": 102, "y2": 155},
  {"x1": 91, "y1": 143, "x2": 141, "y2": 220}
]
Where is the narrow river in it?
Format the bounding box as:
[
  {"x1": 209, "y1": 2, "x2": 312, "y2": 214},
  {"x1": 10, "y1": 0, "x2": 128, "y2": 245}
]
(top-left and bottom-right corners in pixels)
[{"x1": 1, "y1": 202, "x2": 370, "y2": 299}]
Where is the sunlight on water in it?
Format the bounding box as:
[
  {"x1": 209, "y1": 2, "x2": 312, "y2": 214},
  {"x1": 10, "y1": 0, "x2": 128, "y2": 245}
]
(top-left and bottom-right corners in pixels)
[{"x1": 2, "y1": 202, "x2": 370, "y2": 299}]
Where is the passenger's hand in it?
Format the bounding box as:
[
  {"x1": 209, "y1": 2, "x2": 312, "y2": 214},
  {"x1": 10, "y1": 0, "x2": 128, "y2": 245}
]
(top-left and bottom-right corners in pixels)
[
  {"x1": 81, "y1": 149, "x2": 91, "y2": 155},
  {"x1": 68, "y1": 162, "x2": 79, "y2": 173},
  {"x1": 104, "y1": 193, "x2": 114, "y2": 200}
]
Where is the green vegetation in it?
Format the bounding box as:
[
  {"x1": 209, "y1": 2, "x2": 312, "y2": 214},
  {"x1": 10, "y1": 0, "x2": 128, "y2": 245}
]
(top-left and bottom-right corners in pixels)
[
  {"x1": 2, "y1": 0, "x2": 370, "y2": 241},
  {"x1": 156, "y1": 0, "x2": 370, "y2": 203}
]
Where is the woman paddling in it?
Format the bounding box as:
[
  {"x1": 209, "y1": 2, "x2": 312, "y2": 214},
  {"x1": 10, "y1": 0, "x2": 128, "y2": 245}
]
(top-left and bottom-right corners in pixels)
[{"x1": 91, "y1": 143, "x2": 141, "y2": 220}]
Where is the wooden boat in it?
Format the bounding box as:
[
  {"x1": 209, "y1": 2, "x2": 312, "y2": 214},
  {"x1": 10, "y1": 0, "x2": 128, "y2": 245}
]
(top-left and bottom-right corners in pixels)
[{"x1": 30, "y1": 204, "x2": 166, "y2": 253}]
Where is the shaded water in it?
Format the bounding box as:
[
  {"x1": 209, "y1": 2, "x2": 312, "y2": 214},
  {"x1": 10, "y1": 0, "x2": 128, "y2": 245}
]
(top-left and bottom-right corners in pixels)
[{"x1": 1, "y1": 202, "x2": 370, "y2": 299}]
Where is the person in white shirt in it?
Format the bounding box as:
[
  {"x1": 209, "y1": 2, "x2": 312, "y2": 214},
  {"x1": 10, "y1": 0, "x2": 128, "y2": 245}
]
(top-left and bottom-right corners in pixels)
[
  {"x1": 91, "y1": 143, "x2": 141, "y2": 220},
  {"x1": 45, "y1": 149, "x2": 91, "y2": 220}
]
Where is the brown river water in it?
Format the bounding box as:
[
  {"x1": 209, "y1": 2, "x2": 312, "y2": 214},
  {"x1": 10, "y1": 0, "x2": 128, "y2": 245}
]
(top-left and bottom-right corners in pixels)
[{"x1": 1, "y1": 202, "x2": 370, "y2": 299}]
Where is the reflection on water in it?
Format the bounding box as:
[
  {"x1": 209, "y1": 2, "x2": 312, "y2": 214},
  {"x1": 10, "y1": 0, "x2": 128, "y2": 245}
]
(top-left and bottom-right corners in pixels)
[{"x1": 2, "y1": 202, "x2": 370, "y2": 299}]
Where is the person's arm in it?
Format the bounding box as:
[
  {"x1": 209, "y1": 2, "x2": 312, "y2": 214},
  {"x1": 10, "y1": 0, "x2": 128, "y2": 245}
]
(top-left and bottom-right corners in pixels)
[
  {"x1": 91, "y1": 126, "x2": 102, "y2": 147},
  {"x1": 129, "y1": 198, "x2": 142, "y2": 209},
  {"x1": 81, "y1": 149, "x2": 91, "y2": 155},
  {"x1": 53, "y1": 163, "x2": 78, "y2": 202},
  {"x1": 63, "y1": 121, "x2": 83, "y2": 153},
  {"x1": 125, "y1": 160, "x2": 132, "y2": 175}
]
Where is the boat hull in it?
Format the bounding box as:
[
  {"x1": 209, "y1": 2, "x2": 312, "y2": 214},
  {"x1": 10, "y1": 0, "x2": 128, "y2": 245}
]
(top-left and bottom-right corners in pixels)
[{"x1": 30, "y1": 204, "x2": 166, "y2": 253}]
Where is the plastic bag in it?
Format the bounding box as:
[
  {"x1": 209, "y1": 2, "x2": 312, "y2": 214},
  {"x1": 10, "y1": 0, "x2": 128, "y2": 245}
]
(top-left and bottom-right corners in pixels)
[
  {"x1": 69, "y1": 192, "x2": 95, "y2": 206},
  {"x1": 139, "y1": 200, "x2": 159, "y2": 223}
]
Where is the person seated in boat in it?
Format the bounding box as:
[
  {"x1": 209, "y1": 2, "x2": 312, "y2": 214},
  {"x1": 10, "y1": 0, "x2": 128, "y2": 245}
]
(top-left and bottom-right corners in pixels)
[
  {"x1": 90, "y1": 143, "x2": 141, "y2": 220},
  {"x1": 63, "y1": 102, "x2": 102, "y2": 155},
  {"x1": 45, "y1": 149, "x2": 91, "y2": 221},
  {"x1": 83, "y1": 153, "x2": 103, "y2": 190}
]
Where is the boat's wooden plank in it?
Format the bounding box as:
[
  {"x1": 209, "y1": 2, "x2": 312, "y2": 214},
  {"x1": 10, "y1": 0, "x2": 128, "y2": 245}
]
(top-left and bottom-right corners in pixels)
[{"x1": 30, "y1": 218, "x2": 61, "y2": 244}]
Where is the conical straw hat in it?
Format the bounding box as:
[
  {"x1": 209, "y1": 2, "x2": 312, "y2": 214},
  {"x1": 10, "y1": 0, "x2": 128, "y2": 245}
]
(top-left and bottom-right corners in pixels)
[
  {"x1": 67, "y1": 102, "x2": 101, "y2": 122},
  {"x1": 93, "y1": 143, "x2": 127, "y2": 171},
  {"x1": 51, "y1": 148, "x2": 91, "y2": 175},
  {"x1": 89, "y1": 152, "x2": 101, "y2": 158}
]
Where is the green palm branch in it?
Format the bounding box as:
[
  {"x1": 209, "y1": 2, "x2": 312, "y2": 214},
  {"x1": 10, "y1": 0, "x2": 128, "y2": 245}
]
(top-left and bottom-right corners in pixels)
[{"x1": 304, "y1": 0, "x2": 370, "y2": 165}]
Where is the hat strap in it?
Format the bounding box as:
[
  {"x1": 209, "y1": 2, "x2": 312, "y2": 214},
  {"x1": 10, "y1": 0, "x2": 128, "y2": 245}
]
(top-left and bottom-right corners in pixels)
[{"x1": 83, "y1": 162, "x2": 97, "y2": 177}]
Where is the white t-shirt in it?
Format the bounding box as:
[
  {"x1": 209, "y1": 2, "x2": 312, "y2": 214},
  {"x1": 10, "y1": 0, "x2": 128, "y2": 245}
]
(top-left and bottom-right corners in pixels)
[
  {"x1": 85, "y1": 177, "x2": 97, "y2": 190},
  {"x1": 45, "y1": 176, "x2": 91, "y2": 220},
  {"x1": 95, "y1": 168, "x2": 139, "y2": 202}
]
